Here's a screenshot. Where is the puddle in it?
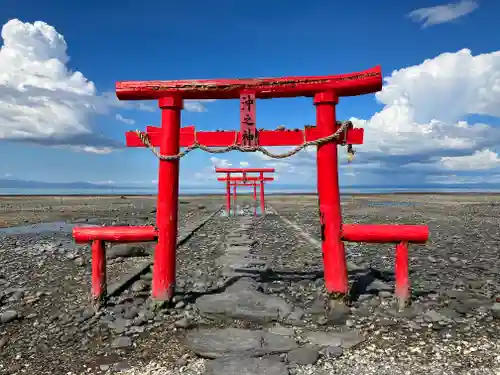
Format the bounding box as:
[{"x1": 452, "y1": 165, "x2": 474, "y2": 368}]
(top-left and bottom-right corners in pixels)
[
  {"x1": 220, "y1": 205, "x2": 264, "y2": 217},
  {"x1": 0, "y1": 221, "x2": 99, "y2": 235}
]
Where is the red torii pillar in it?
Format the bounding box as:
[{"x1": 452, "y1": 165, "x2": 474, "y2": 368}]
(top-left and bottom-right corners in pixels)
[
  {"x1": 118, "y1": 66, "x2": 384, "y2": 303},
  {"x1": 216, "y1": 169, "x2": 275, "y2": 215},
  {"x1": 232, "y1": 184, "x2": 237, "y2": 213}
]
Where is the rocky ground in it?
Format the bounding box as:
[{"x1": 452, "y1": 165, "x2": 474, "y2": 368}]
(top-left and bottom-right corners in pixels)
[{"x1": 1, "y1": 194, "x2": 500, "y2": 375}]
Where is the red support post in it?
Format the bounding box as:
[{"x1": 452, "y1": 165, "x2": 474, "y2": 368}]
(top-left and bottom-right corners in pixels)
[
  {"x1": 253, "y1": 183, "x2": 257, "y2": 201},
  {"x1": 226, "y1": 177, "x2": 231, "y2": 216},
  {"x1": 395, "y1": 241, "x2": 410, "y2": 309},
  {"x1": 233, "y1": 184, "x2": 237, "y2": 215},
  {"x1": 259, "y1": 172, "x2": 265, "y2": 215},
  {"x1": 152, "y1": 95, "x2": 183, "y2": 304},
  {"x1": 314, "y1": 91, "x2": 349, "y2": 301},
  {"x1": 91, "y1": 240, "x2": 106, "y2": 308}
]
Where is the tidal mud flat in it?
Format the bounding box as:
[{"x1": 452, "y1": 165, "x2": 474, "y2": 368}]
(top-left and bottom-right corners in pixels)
[{"x1": 1, "y1": 194, "x2": 500, "y2": 375}]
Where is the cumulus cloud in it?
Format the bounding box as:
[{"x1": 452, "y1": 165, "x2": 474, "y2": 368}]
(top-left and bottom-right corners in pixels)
[
  {"x1": 184, "y1": 100, "x2": 216, "y2": 113},
  {"x1": 0, "y1": 19, "x2": 105, "y2": 148},
  {"x1": 427, "y1": 173, "x2": 500, "y2": 184},
  {"x1": 191, "y1": 156, "x2": 231, "y2": 183},
  {"x1": 439, "y1": 149, "x2": 500, "y2": 170},
  {"x1": 408, "y1": 0, "x2": 479, "y2": 28},
  {"x1": 352, "y1": 49, "x2": 500, "y2": 163},
  {"x1": 240, "y1": 48, "x2": 500, "y2": 186},
  {"x1": 115, "y1": 114, "x2": 135, "y2": 125},
  {"x1": 210, "y1": 156, "x2": 232, "y2": 169},
  {"x1": 0, "y1": 19, "x2": 214, "y2": 153}
]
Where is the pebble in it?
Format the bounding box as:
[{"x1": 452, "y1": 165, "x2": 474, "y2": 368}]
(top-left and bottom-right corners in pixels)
[{"x1": 2, "y1": 200, "x2": 500, "y2": 375}]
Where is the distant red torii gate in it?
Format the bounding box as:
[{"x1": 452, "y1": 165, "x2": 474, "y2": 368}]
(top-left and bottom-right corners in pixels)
[
  {"x1": 215, "y1": 168, "x2": 275, "y2": 215},
  {"x1": 72, "y1": 65, "x2": 429, "y2": 310}
]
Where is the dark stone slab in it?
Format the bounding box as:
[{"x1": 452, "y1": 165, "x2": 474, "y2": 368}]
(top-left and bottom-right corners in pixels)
[
  {"x1": 195, "y1": 280, "x2": 293, "y2": 323},
  {"x1": 184, "y1": 328, "x2": 299, "y2": 358},
  {"x1": 204, "y1": 356, "x2": 289, "y2": 375}
]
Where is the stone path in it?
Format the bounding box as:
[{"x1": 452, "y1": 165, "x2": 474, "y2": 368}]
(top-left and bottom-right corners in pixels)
[{"x1": 177, "y1": 213, "x2": 369, "y2": 375}]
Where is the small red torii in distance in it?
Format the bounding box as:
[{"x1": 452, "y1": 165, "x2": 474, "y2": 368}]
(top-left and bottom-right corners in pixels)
[{"x1": 215, "y1": 168, "x2": 275, "y2": 215}]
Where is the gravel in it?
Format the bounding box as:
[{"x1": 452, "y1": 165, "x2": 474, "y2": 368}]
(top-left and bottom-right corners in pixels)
[{"x1": 2, "y1": 195, "x2": 500, "y2": 375}]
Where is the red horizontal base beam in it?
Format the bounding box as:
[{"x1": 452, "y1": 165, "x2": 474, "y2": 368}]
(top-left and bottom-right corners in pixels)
[
  {"x1": 126, "y1": 125, "x2": 364, "y2": 148},
  {"x1": 341, "y1": 224, "x2": 429, "y2": 244},
  {"x1": 73, "y1": 226, "x2": 158, "y2": 243},
  {"x1": 116, "y1": 66, "x2": 382, "y2": 101}
]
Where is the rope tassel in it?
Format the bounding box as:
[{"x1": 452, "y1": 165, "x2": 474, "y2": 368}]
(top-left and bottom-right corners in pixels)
[{"x1": 347, "y1": 144, "x2": 355, "y2": 163}]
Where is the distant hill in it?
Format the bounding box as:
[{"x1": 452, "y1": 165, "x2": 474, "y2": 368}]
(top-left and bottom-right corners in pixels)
[{"x1": 0, "y1": 179, "x2": 132, "y2": 190}]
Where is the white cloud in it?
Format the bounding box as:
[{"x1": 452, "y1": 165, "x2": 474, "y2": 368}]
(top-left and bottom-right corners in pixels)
[
  {"x1": 210, "y1": 156, "x2": 232, "y2": 169},
  {"x1": 89, "y1": 180, "x2": 115, "y2": 185},
  {"x1": 408, "y1": 0, "x2": 479, "y2": 28},
  {"x1": 0, "y1": 19, "x2": 214, "y2": 153},
  {"x1": 237, "y1": 48, "x2": 500, "y2": 186},
  {"x1": 239, "y1": 161, "x2": 249, "y2": 167},
  {"x1": 0, "y1": 20, "x2": 101, "y2": 143},
  {"x1": 191, "y1": 156, "x2": 232, "y2": 183},
  {"x1": 352, "y1": 49, "x2": 500, "y2": 159},
  {"x1": 439, "y1": 149, "x2": 500, "y2": 170},
  {"x1": 184, "y1": 99, "x2": 216, "y2": 113},
  {"x1": 69, "y1": 145, "x2": 113, "y2": 154},
  {"x1": 115, "y1": 114, "x2": 135, "y2": 125},
  {"x1": 427, "y1": 174, "x2": 500, "y2": 184}
]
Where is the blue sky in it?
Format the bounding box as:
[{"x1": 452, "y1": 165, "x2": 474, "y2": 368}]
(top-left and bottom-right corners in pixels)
[{"x1": 0, "y1": 0, "x2": 499, "y2": 192}]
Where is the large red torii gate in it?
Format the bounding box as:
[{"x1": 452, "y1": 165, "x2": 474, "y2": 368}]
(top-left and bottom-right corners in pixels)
[
  {"x1": 215, "y1": 168, "x2": 275, "y2": 215},
  {"x1": 72, "y1": 65, "x2": 429, "y2": 310}
]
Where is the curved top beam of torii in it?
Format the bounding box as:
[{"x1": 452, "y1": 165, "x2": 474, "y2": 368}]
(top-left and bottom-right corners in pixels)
[
  {"x1": 217, "y1": 177, "x2": 274, "y2": 182},
  {"x1": 116, "y1": 66, "x2": 382, "y2": 101},
  {"x1": 215, "y1": 168, "x2": 275, "y2": 173}
]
